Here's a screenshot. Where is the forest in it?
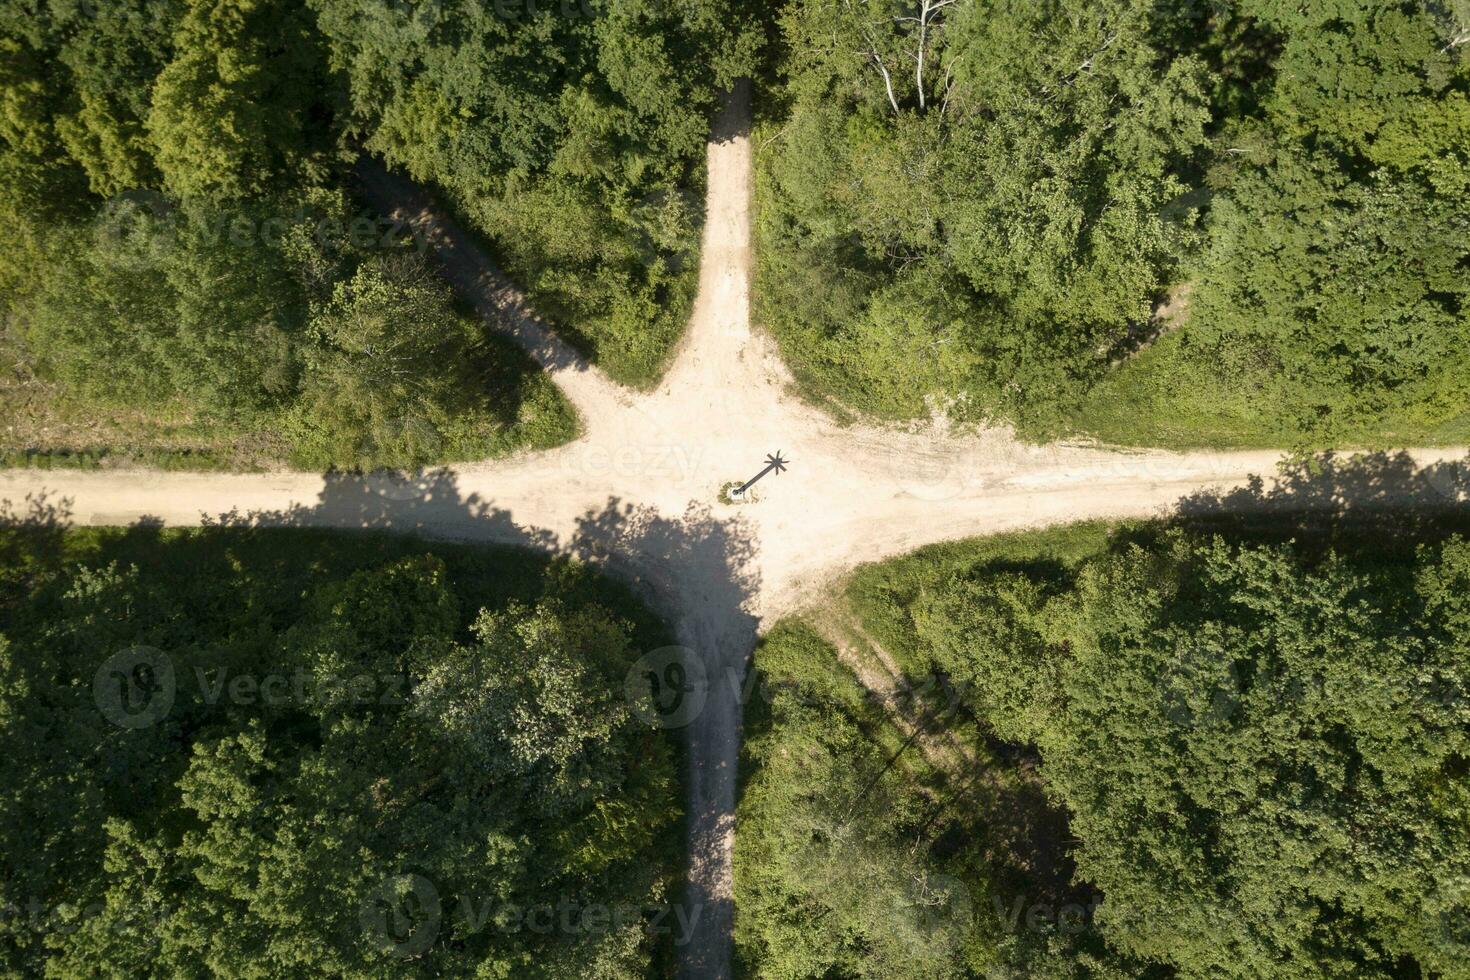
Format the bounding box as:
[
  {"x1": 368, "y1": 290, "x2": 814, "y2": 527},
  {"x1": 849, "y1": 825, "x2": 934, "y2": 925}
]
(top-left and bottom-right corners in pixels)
[
  {"x1": 4, "y1": 2, "x2": 1470, "y2": 977},
  {"x1": 0, "y1": 521, "x2": 686, "y2": 975},
  {"x1": 736, "y1": 501, "x2": 1470, "y2": 977},
  {"x1": 755, "y1": 0, "x2": 1470, "y2": 446},
  {"x1": 0, "y1": 0, "x2": 761, "y2": 468},
  {"x1": 3, "y1": 0, "x2": 1467, "y2": 461}
]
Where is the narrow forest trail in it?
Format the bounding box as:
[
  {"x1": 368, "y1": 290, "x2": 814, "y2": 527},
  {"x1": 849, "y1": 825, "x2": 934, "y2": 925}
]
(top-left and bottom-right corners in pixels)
[
  {"x1": 809, "y1": 599, "x2": 985, "y2": 781},
  {"x1": 4, "y1": 84, "x2": 1470, "y2": 979}
]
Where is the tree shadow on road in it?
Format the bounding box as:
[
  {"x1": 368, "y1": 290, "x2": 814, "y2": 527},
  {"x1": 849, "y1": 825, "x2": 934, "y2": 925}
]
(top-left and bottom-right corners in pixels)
[
  {"x1": 188, "y1": 471, "x2": 761, "y2": 979},
  {"x1": 710, "y1": 80, "x2": 752, "y2": 145},
  {"x1": 204, "y1": 468, "x2": 556, "y2": 551},
  {"x1": 1151, "y1": 450, "x2": 1470, "y2": 556},
  {"x1": 568, "y1": 497, "x2": 760, "y2": 980}
]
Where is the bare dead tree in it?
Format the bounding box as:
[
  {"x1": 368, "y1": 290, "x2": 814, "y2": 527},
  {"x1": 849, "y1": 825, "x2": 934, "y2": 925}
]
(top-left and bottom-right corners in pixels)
[
  {"x1": 844, "y1": 0, "x2": 960, "y2": 115},
  {"x1": 843, "y1": 0, "x2": 902, "y2": 113},
  {"x1": 898, "y1": 0, "x2": 959, "y2": 112}
]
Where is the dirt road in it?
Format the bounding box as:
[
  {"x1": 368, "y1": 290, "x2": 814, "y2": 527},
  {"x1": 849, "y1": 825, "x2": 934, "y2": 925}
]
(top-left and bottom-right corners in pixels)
[{"x1": 4, "y1": 85, "x2": 1468, "y2": 979}]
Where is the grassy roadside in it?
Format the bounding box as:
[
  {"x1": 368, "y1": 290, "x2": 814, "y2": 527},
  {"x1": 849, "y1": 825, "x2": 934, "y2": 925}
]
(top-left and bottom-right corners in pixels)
[
  {"x1": 0, "y1": 326, "x2": 578, "y2": 473},
  {"x1": 1056, "y1": 328, "x2": 1470, "y2": 451},
  {"x1": 842, "y1": 521, "x2": 1118, "y2": 679}
]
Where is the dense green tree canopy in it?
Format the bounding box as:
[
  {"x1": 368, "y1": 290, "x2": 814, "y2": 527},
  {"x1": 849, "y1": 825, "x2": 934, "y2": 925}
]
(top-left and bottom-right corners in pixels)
[
  {"x1": 911, "y1": 525, "x2": 1470, "y2": 977},
  {"x1": 310, "y1": 0, "x2": 764, "y2": 382},
  {"x1": 148, "y1": 0, "x2": 329, "y2": 204},
  {"x1": 0, "y1": 526, "x2": 683, "y2": 976},
  {"x1": 736, "y1": 622, "x2": 1137, "y2": 979},
  {"x1": 0, "y1": 0, "x2": 762, "y2": 464},
  {"x1": 758, "y1": 0, "x2": 1470, "y2": 442},
  {"x1": 740, "y1": 515, "x2": 1470, "y2": 977},
  {"x1": 1184, "y1": 0, "x2": 1470, "y2": 439},
  {"x1": 759, "y1": 0, "x2": 1212, "y2": 421}
]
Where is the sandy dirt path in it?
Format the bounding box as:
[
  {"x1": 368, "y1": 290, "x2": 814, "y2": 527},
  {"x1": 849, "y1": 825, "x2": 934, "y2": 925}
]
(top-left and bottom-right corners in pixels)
[{"x1": 4, "y1": 84, "x2": 1469, "y2": 979}]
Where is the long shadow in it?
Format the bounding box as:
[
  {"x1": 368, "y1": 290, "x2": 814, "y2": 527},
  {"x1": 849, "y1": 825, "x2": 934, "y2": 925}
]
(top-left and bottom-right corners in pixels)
[
  {"x1": 711, "y1": 79, "x2": 752, "y2": 145},
  {"x1": 1159, "y1": 450, "x2": 1470, "y2": 554},
  {"x1": 125, "y1": 471, "x2": 761, "y2": 978},
  {"x1": 354, "y1": 159, "x2": 602, "y2": 384},
  {"x1": 203, "y1": 468, "x2": 554, "y2": 550},
  {"x1": 0, "y1": 491, "x2": 74, "y2": 610},
  {"x1": 568, "y1": 498, "x2": 760, "y2": 980}
]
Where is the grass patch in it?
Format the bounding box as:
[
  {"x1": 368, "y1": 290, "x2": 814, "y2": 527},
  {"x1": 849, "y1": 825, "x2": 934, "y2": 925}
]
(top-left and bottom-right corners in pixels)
[
  {"x1": 0, "y1": 326, "x2": 577, "y2": 473},
  {"x1": 1058, "y1": 328, "x2": 1470, "y2": 450}
]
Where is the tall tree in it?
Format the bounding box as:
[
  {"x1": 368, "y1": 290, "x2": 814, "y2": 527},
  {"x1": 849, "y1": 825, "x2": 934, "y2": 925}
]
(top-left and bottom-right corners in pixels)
[{"x1": 148, "y1": 0, "x2": 328, "y2": 204}]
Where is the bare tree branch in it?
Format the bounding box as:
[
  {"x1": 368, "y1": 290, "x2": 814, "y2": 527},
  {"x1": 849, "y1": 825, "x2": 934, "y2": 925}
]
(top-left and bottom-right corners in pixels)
[
  {"x1": 844, "y1": 0, "x2": 902, "y2": 113},
  {"x1": 914, "y1": 0, "x2": 959, "y2": 111}
]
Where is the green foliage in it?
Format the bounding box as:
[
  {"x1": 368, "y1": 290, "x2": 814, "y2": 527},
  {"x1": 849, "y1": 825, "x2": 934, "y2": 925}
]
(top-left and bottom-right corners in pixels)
[
  {"x1": 3, "y1": 0, "x2": 761, "y2": 464},
  {"x1": 52, "y1": 0, "x2": 182, "y2": 196},
  {"x1": 310, "y1": 0, "x2": 767, "y2": 384},
  {"x1": 1012, "y1": 533, "x2": 1470, "y2": 977},
  {"x1": 147, "y1": 0, "x2": 329, "y2": 205},
  {"x1": 1172, "y1": 0, "x2": 1470, "y2": 443},
  {"x1": 826, "y1": 514, "x2": 1470, "y2": 977},
  {"x1": 735, "y1": 620, "x2": 1135, "y2": 979},
  {"x1": 11, "y1": 191, "x2": 575, "y2": 468},
  {"x1": 0, "y1": 525, "x2": 681, "y2": 976},
  {"x1": 758, "y1": 0, "x2": 1211, "y2": 424},
  {"x1": 285, "y1": 251, "x2": 576, "y2": 468},
  {"x1": 764, "y1": 0, "x2": 1470, "y2": 446},
  {"x1": 735, "y1": 625, "x2": 982, "y2": 979}
]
